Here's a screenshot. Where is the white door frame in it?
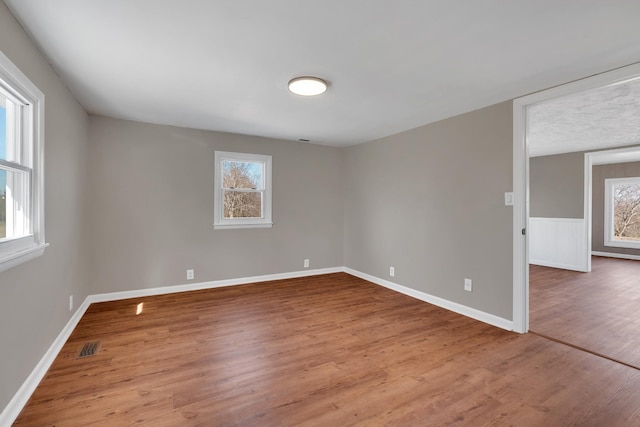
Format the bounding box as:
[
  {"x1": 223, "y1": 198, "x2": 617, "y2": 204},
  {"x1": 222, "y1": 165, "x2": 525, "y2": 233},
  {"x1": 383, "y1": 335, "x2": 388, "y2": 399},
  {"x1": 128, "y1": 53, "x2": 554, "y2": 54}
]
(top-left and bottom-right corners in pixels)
[{"x1": 512, "y1": 62, "x2": 640, "y2": 334}]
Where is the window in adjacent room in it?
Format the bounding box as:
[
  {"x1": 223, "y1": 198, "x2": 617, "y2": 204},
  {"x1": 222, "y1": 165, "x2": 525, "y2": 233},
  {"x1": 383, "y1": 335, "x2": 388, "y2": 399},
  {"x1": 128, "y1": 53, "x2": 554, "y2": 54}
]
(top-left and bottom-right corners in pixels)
[
  {"x1": 214, "y1": 151, "x2": 272, "y2": 229},
  {"x1": 0, "y1": 51, "x2": 46, "y2": 272},
  {"x1": 604, "y1": 177, "x2": 640, "y2": 249}
]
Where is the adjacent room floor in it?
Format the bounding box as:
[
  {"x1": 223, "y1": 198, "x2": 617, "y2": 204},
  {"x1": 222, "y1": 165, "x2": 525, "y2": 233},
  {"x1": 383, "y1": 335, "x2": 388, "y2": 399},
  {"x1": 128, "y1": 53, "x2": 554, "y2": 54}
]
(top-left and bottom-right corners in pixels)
[
  {"x1": 530, "y1": 255, "x2": 640, "y2": 369},
  {"x1": 15, "y1": 272, "x2": 640, "y2": 426}
]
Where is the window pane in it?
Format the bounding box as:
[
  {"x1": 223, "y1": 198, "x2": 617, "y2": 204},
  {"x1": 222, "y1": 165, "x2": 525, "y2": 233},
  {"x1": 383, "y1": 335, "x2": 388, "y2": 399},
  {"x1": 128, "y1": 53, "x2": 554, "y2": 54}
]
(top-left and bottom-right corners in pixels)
[
  {"x1": 0, "y1": 99, "x2": 5, "y2": 161},
  {"x1": 0, "y1": 168, "x2": 29, "y2": 240},
  {"x1": 0, "y1": 93, "x2": 18, "y2": 163},
  {"x1": 0, "y1": 169, "x2": 5, "y2": 238},
  {"x1": 613, "y1": 182, "x2": 640, "y2": 241},
  {"x1": 223, "y1": 190, "x2": 263, "y2": 218},
  {"x1": 222, "y1": 160, "x2": 263, "y2": 189}
]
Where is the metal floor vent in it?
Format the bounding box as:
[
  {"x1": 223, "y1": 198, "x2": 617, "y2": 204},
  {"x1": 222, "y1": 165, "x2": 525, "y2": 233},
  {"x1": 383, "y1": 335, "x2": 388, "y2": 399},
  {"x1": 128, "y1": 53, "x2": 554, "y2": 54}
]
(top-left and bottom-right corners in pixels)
[{"x1": 77, "y1": 341, "x2": 100, "y2": 359}]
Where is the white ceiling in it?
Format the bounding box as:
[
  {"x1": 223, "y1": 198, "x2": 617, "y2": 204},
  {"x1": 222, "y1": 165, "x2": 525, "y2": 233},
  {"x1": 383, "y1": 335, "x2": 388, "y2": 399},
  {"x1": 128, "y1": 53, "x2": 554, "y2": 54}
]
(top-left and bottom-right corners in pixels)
[
  {"x1": 528, "y1": 76, "x2": 640, "y2": 157},
  {"x1": 4, "y1": 0, "x2": 640, "y2": 147}
]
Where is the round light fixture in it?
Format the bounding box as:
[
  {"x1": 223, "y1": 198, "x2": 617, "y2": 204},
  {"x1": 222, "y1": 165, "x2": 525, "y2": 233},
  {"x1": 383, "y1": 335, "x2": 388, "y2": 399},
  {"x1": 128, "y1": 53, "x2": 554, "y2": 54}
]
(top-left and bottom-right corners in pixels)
[{"x1": 288, "y1": 76, "x2": 328, "y2": 96}]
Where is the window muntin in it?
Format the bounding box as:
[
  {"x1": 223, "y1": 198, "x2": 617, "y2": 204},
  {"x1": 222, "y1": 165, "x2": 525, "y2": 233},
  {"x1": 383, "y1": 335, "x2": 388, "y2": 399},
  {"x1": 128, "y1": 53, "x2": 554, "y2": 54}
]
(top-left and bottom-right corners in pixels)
[
  {"x1": 214, "y1": 151, "x2": 272, "y2": 229},
  {"x1": 604, "y1": 177, "x2": 640, "y2": 249},
  {"x1": 0, "y1": 51, "x2": 46, "y2": 272}
]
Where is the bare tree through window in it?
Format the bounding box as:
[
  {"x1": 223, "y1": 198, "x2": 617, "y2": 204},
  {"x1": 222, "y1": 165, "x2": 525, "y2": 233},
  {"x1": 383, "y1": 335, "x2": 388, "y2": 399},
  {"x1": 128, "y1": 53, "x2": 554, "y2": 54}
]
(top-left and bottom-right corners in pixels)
[
  {"x1": 222, "y1": 161, "x2": 263, "y2": 219},
  {"x1": 613, "y1": 182, "x2": 640, "y2": 241}
]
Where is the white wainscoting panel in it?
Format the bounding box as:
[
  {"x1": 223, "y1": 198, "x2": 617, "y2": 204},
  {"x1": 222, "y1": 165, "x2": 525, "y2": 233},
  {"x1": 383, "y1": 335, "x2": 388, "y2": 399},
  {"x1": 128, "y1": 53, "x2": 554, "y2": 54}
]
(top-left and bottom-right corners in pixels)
[{"x1": 529, "y1": 217, "x2": 587, "y2": 272}]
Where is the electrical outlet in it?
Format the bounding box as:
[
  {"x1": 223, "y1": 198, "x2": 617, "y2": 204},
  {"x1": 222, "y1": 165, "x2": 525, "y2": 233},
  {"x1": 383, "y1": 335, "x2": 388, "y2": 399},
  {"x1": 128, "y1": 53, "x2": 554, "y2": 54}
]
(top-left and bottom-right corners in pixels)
[
  {"x1": 69, "y1": 295, "x2": 73, "y2": 312},
  {"x1": 304, "y1": 259, "x2": 310, "y2": 268},
  {"x1": 464, "y1": 278, "x2": 472, "y2": 292},
  {"x1": 390, "y1": 266, "x2": 395, "y2": 277},
  {"x1": 186, "y1": 269, "x2": 194, "y2": 280}
]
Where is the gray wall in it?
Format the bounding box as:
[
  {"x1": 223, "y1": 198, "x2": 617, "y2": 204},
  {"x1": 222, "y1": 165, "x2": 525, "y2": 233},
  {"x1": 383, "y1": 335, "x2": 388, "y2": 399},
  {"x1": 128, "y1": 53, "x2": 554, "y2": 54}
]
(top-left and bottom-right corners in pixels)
[
  {"x1": 528, "y1": 149, "x2": 640, "y2": 256},
  {"x1": 530, "y1": 152, "x2": 584, "y2": 218},
  {"x1": 0, "y1": 3, "x2": 537, "y2": 411},
  {"x1": 592, "y1": 161, "x2": 640, "y2": 256},
  {"x1": 344, "y1": 102, "x2": 513, "y2": 319},
  {"x1": 86, "y1": 116, "x2": 344, "y2": 294},
  {"x1": 0, "y1": 3, "x2": 90, "y2": 411}
]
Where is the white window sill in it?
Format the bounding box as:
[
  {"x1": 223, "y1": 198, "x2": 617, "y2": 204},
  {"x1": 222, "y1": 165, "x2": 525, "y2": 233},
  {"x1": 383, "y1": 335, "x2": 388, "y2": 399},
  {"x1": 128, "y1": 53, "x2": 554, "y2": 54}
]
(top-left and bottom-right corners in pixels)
[
  {"x1": 0, "y1": 243, "x2": 49, "y2": 273},
  {"x1": 604, "y1": 240, "x2": 640, "y2": 250},
  {"x1": 213, "y1": 222, "x2": 273, "y2": 230}
]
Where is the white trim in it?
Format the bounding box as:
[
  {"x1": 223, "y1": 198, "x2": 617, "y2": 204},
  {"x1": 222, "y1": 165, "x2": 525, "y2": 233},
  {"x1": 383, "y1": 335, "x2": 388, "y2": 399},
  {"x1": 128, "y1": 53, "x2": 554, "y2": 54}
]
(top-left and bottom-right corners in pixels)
[
  {"x1": 0, "y1": 50, "x2": 46, "y2": 272},
  {"x1": 589, "y1": 145, "x2": 640, "y2": 165},
  {"x1": 213, "y1": 151, "x2": 273, "y2": 230},
  {"x1": 529, "y1": 260, "x2": 580, "y2": 270},
  {"x1": 513, "y1": 62, "x2": 640, "y2": 336},
  {"x1": 585, "y1": 147, "x2": 640, "y2": 265},
  {"x1": 213, "y1": 222, "x2": 273, "y2": 230},
  {"x1": 604, "y1": 177, "x2": 640, "y2": 249},
  {"x1": 88, "y1": 267, "x2": 343, "y2": 303},
  {"x1": 592, "y1": 251, "x2": 640, "y2": 261},
  {"x1": 345, "y1": 268, "x2": 514, "y2": 331},
  {"x1": 584, "y1": 153, "x2": 593, "y2": 273},
  {"x1": 0, "y1": 297, "x2": 91, "y2": 427},
  {"x1": 0, "y1": 242, "x2": 48, "y2": 273},
  {"x1": 512, "y1": 98, "x2": 528, "y2": 333}
]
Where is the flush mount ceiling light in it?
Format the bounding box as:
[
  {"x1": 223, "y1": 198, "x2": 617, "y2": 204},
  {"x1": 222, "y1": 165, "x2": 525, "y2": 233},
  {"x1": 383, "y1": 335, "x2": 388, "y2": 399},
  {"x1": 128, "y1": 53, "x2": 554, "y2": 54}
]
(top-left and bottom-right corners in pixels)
[{"x1": 288, "y1": 76, "x2": 328, "y2": 96}]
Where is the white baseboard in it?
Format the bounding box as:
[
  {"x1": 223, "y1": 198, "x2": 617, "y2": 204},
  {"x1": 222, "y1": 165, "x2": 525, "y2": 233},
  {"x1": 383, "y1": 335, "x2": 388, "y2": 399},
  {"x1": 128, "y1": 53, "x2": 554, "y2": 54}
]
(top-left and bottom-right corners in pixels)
[
  {"x1": 0, "y1": 297, "x2": 92, "y2": 427},
  {"x1": 344, "y1": 268, "x2": 514, "y2": 331},
  {"x1": 592, "y1": 251, "x2": 640, "y2": 261},
  {"x1": 2, "y1": 265, "x2": 513, "y2": 425},
  {"x1": 88, "y1": 267, "x2": 344, "y2": 303},
  {"x1": 529, "y1": 259, "x2": 588, "y2": 272}
]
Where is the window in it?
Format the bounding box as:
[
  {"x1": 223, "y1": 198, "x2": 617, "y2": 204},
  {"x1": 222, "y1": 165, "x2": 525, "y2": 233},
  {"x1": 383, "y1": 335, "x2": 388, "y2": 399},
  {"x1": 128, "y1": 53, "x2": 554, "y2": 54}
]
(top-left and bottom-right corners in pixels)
[
  {"x1": 604, "y1": 177, "x2": 640, "y2": 249},
  {"x1": 214, "y1": 151, "x2": 272, "y2": 229},
  {"x1": 0, "y1": 51, "x2": 45, "y2": 272}
]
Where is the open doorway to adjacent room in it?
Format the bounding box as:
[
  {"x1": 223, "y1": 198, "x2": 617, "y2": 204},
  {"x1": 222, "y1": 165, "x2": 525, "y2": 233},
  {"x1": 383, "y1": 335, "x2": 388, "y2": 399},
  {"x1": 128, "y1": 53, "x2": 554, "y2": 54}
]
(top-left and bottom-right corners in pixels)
[{"x1": 514, "y1": 66, "x2": 640, "y2": 368}]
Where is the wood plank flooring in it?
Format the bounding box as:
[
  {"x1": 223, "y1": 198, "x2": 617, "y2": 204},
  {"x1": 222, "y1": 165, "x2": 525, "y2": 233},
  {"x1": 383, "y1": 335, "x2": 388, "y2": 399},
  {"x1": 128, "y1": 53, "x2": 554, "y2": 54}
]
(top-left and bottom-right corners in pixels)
[
  {"x1": 530, "y1": 256, "x2": 640, "y2": 369},
  {"x1": 15, "y1": 272, "x2": 640, "y2": 426}
]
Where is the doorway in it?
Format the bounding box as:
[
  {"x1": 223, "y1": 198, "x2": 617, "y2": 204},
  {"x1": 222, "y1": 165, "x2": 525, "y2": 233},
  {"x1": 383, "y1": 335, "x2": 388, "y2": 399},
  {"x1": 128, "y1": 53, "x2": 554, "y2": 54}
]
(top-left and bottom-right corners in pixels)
[
  {"x1": 528, "y1": 145, "x2": 640, "y2": 367},
  {"x1": 513, "y1": 62, "x2": 640, "y2": 335}
]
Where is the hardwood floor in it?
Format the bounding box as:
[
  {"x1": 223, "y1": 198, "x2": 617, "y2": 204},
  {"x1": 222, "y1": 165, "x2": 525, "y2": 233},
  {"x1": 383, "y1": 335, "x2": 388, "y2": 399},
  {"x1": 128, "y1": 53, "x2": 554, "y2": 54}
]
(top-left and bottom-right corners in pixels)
[
  {"x1": 15, "y1": 272, "x2": 640, "y2": 426},
  {"x1": 530, "y1": 256, "x2": 640, "y2": 369}
]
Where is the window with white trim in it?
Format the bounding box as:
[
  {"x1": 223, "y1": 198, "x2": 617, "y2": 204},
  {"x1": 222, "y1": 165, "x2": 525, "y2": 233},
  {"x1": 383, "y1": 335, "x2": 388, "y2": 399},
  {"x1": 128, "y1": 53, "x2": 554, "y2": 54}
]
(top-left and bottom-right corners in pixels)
[
  {"x1": 604, "y1": 177, "x2": 640, "y2": 249},
  {"x1": 214, "y1": 151, "x2": 272, "y2": 229},
  {"x1": 0, "y1": 51, "x2": 46, "y2": 272}
]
